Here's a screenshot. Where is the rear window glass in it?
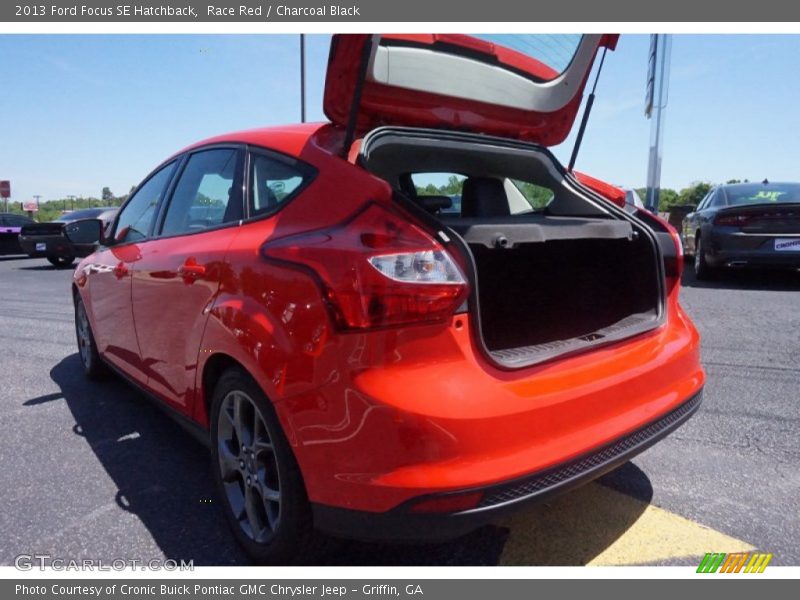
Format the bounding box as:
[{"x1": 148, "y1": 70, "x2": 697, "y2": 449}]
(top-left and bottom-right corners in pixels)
[
  {"x1": 725, "y1": 183, "x2": 800, "y2": 206},
  {"x1": 475, "y1": 34, "x2": 583, "y2": 78},
  {"x1": 56, "y1": 208, "x2": 105, "y2": 221},
  {"x1": 410, "y1": 173, "x2": 553, "y2": 216},
  {"x1": 411, "y1": 173, "x2": 463, "y2": 214}
]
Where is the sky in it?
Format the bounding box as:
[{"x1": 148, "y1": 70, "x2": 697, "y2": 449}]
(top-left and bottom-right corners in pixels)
[{"x1": 2, "y1": 33, "x2": 800, "y2": 202}]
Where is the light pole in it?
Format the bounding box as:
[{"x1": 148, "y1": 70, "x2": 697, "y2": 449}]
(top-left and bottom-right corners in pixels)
[
  {"x1": 67, "y1": 195, "x2": 75, "y2": 211},
  {"x1": 644, "y1": 34, "x2": 672, "y2": 213}
]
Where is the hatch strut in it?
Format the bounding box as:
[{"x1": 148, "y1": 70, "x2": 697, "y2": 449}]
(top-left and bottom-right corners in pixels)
[
  {"x1": 568, "y1": 47, "x2": 608, "y2": 172},
  {"x1": 342, "y1": 35, "x2": 377, "y2": 158}
]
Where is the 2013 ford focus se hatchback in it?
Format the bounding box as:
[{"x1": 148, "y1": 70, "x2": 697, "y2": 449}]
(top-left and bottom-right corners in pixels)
[{"x1": 70, "y1": 34, "x2": 704, "y2": 563}]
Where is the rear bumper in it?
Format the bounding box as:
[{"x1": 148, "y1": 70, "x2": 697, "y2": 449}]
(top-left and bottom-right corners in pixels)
[
  {"x1": 707, "y1": 231, "x2": 800, "y2": 268},
  {"x1": 312, "y1": 388, "x2": 703, "y2": 542},
  {"x1": 280, "y1": 303, "x2": 704, "y2": 516}
]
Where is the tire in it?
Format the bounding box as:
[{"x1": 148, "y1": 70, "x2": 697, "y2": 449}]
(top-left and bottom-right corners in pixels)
[
  {"x1": 48, "y1": 255, "x2": 75, "y2": 269},
  {"x1": 210, "y1": 367, "x2": 323, "y2": 564},
  {"x1": 693, "y1": 235, "x2": 715, "y2": 280},
  {"x1": 74, "y1": 295, "x2": 108, "y2": 379}
]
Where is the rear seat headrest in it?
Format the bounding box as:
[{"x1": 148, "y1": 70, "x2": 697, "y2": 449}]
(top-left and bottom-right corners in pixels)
[
  {"x1": 416, "y1": 195, "x2": 453, "y2": 214},
  {"x1": 461, "y1": 177, "x2": 510, "y2": 218}
]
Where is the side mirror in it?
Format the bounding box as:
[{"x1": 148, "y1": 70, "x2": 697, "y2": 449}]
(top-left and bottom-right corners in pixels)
[{"x1": 64, "y1": 218, "x2": 104, "y2": 245}]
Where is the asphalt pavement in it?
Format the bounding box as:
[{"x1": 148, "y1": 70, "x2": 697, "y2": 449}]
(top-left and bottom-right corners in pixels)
[{"x1": 0, "y1": 255, "x2": 797, "y2": 566}]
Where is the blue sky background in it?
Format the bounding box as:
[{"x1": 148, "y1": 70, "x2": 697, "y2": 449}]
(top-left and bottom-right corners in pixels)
[{"x1": 1, "y1": 34, "x2": 799, "y2": 202}]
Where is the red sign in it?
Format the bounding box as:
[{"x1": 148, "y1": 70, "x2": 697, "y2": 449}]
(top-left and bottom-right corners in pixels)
[
  {"x1": 0, "y1": 181, "x2": 10, "y2": 198},
  {"x1": 22, "y1": 201, "x2": 38, "y2": 212}
]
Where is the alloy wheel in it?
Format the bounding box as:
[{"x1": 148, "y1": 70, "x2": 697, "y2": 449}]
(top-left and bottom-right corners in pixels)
[
  {"x1": 216, "y1": 390, "x2": 282, "y2": 543},
  {"x1": 76, "y1": 300, "x2": 92, "y2": 368}
]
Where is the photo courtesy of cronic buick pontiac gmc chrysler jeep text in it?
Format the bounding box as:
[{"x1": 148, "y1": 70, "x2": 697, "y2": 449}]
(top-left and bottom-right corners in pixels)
[{"x1": 67, "y1": 34, "x2": 704, "y2": 563}]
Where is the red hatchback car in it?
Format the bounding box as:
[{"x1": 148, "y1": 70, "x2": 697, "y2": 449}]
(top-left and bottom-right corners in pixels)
[{"x1": 70, "y1": 34, "x2": 704, "y2": 562}]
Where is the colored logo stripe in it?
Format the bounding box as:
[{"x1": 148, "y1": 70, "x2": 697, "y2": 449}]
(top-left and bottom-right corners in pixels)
[{"x1": 697, "y1": 552, "x2": 772, "y2": 573}]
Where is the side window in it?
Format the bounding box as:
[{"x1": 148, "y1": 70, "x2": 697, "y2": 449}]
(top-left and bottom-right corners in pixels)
[
  {"x1": 709, "y1": 190, "x2": 727, "y2": 208},
  {"x1": 249, "y1": 152, "x2": 314, "y2": 217},
  {"x1": 695, "y1": 192, "x2": 711, "y2": 211},
  {"x1": 161, "y1": 148, "x2": 243, "y2": 236},
  {"x1": 4, "y1": 215, "x2": 30, "y2": 226},
  {"x1": 115, "y1": 161, "x2": 176, "y2": 244}
]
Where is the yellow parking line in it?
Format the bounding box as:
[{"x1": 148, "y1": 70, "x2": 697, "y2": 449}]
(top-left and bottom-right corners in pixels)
[{"x1": 498, "y1": 482, "x2": 754, "y2": 566}]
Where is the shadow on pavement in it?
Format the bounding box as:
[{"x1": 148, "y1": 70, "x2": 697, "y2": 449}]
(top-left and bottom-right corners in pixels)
[
  {"x1": 47, "y1": 353, "x2": 249, "y2": 565},
  {"x1": 45, "y1": 353, "x2": 656, "y2": 566},
  {"x1": 18, "y1": 265, "x2": 63, "y2": 271},
  {"x1": 0, "y1": 255, "x2": 33, "y2": 262}
]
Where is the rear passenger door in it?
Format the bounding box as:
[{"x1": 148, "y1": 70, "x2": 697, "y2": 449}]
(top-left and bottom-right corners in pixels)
[{"x1": 130, "y1": 145, "x2": 245, "y2": 412}]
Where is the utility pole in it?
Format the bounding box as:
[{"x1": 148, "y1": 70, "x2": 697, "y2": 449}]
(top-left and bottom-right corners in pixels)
[
  {"x1": 67, "y1": 195, "x2": 75, "y2": 211},
  {"x1": 300, "y1": 34, "x2": 306, "y2": 123},
  {"x1": 644, "y1": 34, "x2": 672, "y2": 213}
]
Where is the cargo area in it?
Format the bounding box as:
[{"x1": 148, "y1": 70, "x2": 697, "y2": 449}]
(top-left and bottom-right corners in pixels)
[
  {"x1": 360, "y1": 128, "x2": 664, "y2": 367},
  {"x1": 447, "y1": 217, "x2": 660, "y2": 366}
]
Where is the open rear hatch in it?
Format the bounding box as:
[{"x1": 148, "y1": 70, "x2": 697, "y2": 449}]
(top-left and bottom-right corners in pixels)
[
  {"x1": 325, "y1": 33, "x2": 665, "y2": 368},
  {"x1": 324, "y1": 34, "x2": 618, "y2": 146},
  {"x1": 358, "y1": 127, "x2": 664, "y2": 369}
]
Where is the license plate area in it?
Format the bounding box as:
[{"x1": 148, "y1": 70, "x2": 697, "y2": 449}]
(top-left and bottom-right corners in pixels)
[{"x1": 775, "y1": 238, "x2": 800, "y2": 251}]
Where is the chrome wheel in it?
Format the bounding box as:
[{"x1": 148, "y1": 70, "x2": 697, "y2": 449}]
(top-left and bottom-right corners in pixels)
[
  {"x1": 76, "y1": 300, "x2": 92, "y2": 367},
  {"x1": 217, "y1": 390, "x2": 281, "y2": 543}
]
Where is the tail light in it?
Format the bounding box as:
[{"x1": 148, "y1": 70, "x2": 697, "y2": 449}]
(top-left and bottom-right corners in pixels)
[
  {"x1": 261, "y1": 203, "x2": 469, "y2": 330},
  {"x1": 714, "y1": 212, "x2": 752, "y2": 227},
  {"x1": 664, "y1": 224, "x2": 684, "y2": 295},
  {"x1": 647, "y1": 212, "x2": 683, "y2": 296}
]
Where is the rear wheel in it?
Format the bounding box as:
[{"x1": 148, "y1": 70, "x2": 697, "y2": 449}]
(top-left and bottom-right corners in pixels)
[
  {"x1": 693, "y1": 235, "x2": 715, "y2": 280},
  {"x1": 74, "y1": 296, "x2": 107, "y2": 379},
  {"x1": 48, "y1": 255, "x2": 75, "y2": 269},
  {"x1": 210, "y1": 367, "x2": 322, "y2": 564}
]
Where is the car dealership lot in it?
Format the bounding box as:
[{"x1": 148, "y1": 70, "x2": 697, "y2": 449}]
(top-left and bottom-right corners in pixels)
[{"x1": 0, "y1": 255, "x2": 797, "y2": 566}]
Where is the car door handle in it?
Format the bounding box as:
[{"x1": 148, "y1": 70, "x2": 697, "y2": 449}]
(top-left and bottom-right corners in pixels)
[
  {"x1": 178, "y1": 262, "x2": 206, "y2": 281},
  {"x1": 113, "y1": 262, "x2": 129, "y2": 279}
]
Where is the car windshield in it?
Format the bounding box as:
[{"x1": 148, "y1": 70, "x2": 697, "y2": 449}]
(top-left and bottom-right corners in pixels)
[
  {"x1": 55, "y1": 208, "x2": 105, "y2": 221},
  {"x1": 725, "y1": 183, "x2": 800, "y2": 206}
]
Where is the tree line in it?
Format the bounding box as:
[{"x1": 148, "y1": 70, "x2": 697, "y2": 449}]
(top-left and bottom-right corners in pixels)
[{"x1": 4, "y1": 186, "x2": 134, "y2": 222}]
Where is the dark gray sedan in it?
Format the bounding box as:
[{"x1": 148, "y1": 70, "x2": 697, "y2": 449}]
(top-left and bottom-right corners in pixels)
[{"x1": 682, "y1": 181, "x2": 800, "y2": 279}]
